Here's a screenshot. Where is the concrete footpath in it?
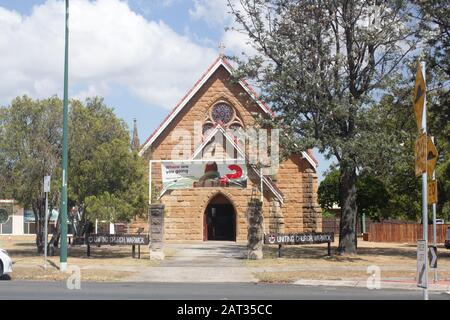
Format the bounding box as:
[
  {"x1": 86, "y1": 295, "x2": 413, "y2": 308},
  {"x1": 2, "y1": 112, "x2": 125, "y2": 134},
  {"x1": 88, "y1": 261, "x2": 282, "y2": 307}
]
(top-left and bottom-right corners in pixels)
[
  {"x1": 121, "y1": 242, "x2": 450, "y2": 293},
  {"x1": 124, "y1": 242, "x2": 258, "y2": 282},
  {"x1": 294, "y1": 279, "x2": 450, "y2": 292}
]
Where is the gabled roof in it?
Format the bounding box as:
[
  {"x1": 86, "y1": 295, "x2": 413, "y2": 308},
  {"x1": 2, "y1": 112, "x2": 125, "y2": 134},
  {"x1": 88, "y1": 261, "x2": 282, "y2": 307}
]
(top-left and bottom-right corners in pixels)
[
  {"x1": 138, "y1": 56, "x2": 275, "y2": 156},
  {"x1": 189, "y1": 124, "x2": 285, "y2": 204},
  {"x1": 138, "y1": 55, "x2": 319, "y2": 170}
]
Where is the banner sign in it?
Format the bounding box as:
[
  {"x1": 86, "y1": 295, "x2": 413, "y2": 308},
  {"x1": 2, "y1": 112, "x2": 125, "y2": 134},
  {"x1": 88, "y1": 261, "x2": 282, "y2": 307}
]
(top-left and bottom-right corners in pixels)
[
  {"x1": 87, "y1": 234, "x2": 149, "y2": 245},
  {"x1": 161, "y1": 161, "x2": 247, "y2": 190},
  {"x1": 264, "y1": 232, "x2": 334, "y2": 245}
]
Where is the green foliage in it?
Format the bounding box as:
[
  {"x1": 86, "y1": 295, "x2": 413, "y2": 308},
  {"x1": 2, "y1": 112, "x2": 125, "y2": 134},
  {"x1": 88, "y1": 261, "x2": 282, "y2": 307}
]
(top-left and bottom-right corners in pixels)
[
  {"x1": 0, "y1": 96, "x2": 62, "y2": 252},
  {"x1": 318, "y1": 170, "x2": 340, "y2": 211},
  {"x1": 229, "y1": 0, "x2": 420, "y2": 253},
  {"x1": 318, "y1": 169, "x2": 389, "y2": 220},
  {"x1": 0, "y1": 95, "x2": 62, "y2": 210},
  {"x1": 0, "y1": 95, "x2": 147, "y2": 251},
  {"x1": 67, "y1": 97, "x2": 147, "y2": 222},
  {"x1": 80, "y1": 139, "x2": 148, "y2": 222}
]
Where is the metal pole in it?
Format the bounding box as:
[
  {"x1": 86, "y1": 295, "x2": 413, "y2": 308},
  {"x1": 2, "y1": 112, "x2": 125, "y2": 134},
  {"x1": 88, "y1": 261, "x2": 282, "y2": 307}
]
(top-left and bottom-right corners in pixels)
[
  {"x1": 59, "y1": 0, "x2": 69, "y2": 272},
  {"x1": 420, "y1": 61, "x2": 428, "y2": 300},
  {"x1": 44, "y1": 192, "x2": 48, "y2": 270},
  {"x1": 432, "y1": 136, "x2": 438, "y2": 283}
]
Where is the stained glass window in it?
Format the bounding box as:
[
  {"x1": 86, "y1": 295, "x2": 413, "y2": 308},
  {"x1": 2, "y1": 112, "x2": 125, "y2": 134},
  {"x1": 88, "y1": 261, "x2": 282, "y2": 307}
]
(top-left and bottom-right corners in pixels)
[{"x1": 211, "y1": 103, "x2": 234, "y2": 124}]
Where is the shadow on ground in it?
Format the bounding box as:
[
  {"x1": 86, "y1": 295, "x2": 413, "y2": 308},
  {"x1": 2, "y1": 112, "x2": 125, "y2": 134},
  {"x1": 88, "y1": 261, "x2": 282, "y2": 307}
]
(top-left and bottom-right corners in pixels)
[{"x1": 7, "y1": 244, "x2": 143, "y2": 260}]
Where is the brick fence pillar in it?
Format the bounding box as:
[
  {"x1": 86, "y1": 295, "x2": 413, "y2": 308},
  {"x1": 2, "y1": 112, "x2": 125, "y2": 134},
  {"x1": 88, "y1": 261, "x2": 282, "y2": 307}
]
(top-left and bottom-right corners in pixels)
[
  {"x1": 247, "y1": 199, "x2": 263, "y2": 260},
  {"x1": 149, "y1": 204, "x2": 165, "y2": 260}
]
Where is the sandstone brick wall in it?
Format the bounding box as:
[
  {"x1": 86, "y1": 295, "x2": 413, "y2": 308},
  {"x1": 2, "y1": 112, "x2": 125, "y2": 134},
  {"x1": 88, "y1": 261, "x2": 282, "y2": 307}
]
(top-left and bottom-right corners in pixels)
[
  {"x1": 273, "y1": 154, "x2": 322, "y2": 233},
  {"x1": 133, "y1": 65, "x2": 322, "y2": 241},
  {"x1": 143, "y1": 66, "x2": 262, "y2": 162}
]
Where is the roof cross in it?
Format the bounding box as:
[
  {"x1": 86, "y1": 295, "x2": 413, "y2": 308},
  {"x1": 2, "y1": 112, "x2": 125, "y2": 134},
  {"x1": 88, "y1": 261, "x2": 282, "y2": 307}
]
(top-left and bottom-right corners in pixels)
[{"x1": 218, "y1": 42, "x2": 226, "y2": 58}]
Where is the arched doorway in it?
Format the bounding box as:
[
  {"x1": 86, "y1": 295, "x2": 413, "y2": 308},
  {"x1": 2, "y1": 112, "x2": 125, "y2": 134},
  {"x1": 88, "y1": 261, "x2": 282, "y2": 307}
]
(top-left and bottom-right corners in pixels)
[{"x1": 203, "y1": 193, "x2": 236, "y2": 241}]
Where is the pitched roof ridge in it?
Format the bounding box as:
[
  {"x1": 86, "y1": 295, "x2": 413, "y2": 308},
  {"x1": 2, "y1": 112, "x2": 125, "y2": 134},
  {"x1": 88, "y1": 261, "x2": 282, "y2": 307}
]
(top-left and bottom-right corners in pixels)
[
  {"x1": 139, "y1": 56, "x2": 222, "y2": 155},
  {"x1": 138, "y1": 56, "x2": 275, "y2": 156}
]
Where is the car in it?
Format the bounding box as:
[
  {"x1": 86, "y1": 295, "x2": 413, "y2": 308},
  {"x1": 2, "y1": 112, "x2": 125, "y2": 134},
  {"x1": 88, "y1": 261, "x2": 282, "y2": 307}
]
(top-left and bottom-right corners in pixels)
[
  {"x1": 445, "y1": 227, "x2": 450, "y2": 250},
  {"x1": 0, "y1": 248, "x2": 12, "y2": 279}
]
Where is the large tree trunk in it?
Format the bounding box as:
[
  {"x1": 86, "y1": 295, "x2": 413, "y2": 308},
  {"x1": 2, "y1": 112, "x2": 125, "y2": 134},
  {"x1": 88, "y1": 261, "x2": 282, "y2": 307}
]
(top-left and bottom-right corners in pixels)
[
  {"x1": 33, "y1": 202, "x2": 45, "y2": 254},
  {"x1": 337, "y1": 163, "x2": 358, "y2": 255},
  {"x1": 48, "y1": 209, "x2": 63, "y2": 256},
  {"x1": 35, "y1": 231, "x2": 44, "y2": 254}
]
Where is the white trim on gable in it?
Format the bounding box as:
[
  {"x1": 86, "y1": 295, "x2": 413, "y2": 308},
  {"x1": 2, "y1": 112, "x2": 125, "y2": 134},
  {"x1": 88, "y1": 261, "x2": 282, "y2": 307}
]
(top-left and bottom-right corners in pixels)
[
  {"x1": 138, "y1": 57, "x2": 273, "y2": 156},
  {"x1": 191, "y1": 124, "x2": 246, "y2": 160},
  {"x1": 301, "y1": 151, "x2": 318, "y2": 170},
  {"x1": 189, "y1": 124, "x2": 284, "y2": 204}
]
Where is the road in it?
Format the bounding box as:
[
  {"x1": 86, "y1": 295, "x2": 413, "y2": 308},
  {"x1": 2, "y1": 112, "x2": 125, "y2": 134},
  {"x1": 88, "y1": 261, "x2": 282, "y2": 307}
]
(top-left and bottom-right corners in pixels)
[{"x1": 1, "y1": 281, "x2": 450, "y2": 300}]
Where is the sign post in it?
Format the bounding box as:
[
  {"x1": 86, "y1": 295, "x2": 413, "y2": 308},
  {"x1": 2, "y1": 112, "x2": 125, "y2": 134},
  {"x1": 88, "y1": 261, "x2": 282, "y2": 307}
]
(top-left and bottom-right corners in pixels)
[
  {"x1": 431, "y1": 137, "x2": 438, "y2": 282},
  {"x1": 43, "y1": 176, "x2": 51, "y2": 270},
  {"x1": 414, "y1": 61, "x2": 428, "y2": 300}
]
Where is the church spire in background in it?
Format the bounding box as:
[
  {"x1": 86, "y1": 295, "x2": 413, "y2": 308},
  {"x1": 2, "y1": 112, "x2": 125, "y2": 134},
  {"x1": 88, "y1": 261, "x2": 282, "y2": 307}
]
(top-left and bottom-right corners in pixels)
[{"x1": 131, "y1": 118, "x2": 140, "y2": 151}]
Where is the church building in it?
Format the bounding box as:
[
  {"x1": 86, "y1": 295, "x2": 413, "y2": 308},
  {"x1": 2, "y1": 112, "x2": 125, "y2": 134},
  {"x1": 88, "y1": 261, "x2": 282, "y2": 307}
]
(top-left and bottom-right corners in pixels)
[{"x1": 132, "y1": 55, "x2": 322, "y2": 242}]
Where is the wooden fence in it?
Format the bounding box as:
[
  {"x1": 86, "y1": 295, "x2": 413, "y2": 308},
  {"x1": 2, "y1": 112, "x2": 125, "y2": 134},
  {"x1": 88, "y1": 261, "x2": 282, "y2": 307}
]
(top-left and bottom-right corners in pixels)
[
  {"x1": 322, "y1": 217, "x2": 371, "y2": 235},
  {"x1": 368, "y1": 222, "x2": 450, "y2": 243},
  {"x1": 323, "y1": 217, "x2": 449, "y2": 243}
]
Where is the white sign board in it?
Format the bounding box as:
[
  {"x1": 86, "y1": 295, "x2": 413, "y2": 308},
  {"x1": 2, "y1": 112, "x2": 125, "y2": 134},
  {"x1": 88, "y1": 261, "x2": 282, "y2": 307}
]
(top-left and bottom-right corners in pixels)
[
  {"x1": 417, "y1": 240, "x2": 427, "y2": 288},
  {"x1": 429, "y1": 246, "x2": 437, "y2": 269},
  {"x1": 44, "y1": 176, "x2": 51, "y2": 193}
]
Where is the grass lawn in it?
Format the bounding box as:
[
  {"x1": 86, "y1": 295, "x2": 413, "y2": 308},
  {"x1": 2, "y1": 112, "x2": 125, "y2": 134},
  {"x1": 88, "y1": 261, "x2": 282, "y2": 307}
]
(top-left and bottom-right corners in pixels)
[
  {"x1": 249, "y1": 240, "x2": 450, "y2": 283},
  {"x1": 0, "y1": 236, "x2": 162, "y2": 281}
]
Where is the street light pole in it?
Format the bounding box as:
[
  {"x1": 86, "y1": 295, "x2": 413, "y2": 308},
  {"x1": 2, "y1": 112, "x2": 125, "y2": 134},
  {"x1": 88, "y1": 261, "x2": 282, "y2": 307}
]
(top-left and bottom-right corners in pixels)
[{"x1": 60, "y1": 0, "x2": 70, "y2": 272}]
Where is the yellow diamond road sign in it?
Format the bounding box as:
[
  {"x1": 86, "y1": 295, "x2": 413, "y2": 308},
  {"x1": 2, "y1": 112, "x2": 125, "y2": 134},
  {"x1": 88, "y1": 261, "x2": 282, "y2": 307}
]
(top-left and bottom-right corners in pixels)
[
  {"x1": 414, "y1": 63, "x2": 426, "y2": 131},
  {"x1": 426, "y1": 136, "x2": 438, "y2": 177},
  {"x1": 415, "y1": 132, "x2": 427, "y2": 177},
  {"x1": 428, "y1": 179, "x2": 438, "y2": 205}
]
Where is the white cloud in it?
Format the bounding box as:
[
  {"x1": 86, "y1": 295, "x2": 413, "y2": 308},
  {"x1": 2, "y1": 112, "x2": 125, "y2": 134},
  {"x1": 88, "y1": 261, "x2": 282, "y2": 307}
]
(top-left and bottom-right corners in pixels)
[
  {"x1": 188, "y1": 0, "x2": 256, "y2": 58},
  {"x1": 0, "y1": 0, "x2": 217, "y2": 109},
  {"x1": 189, "y1": 0, "x2": 231, "y2": 27}
]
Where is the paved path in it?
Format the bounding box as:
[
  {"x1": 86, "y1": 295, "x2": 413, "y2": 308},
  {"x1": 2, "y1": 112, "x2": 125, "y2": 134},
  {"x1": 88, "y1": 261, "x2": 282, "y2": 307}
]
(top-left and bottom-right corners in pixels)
[
  {"x1": 125, "y1": 242, "x2": 258, "y2": 283},
  {"x1": 2, "y1": 281, "x2": 450, "y2": 300}
]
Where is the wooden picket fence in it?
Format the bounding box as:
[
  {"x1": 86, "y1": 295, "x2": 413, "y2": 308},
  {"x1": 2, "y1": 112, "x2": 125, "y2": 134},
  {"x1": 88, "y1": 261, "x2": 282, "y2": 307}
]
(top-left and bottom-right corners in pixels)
[{"x1": 368, "y1": 222, "x2": 450, "y2": 243}]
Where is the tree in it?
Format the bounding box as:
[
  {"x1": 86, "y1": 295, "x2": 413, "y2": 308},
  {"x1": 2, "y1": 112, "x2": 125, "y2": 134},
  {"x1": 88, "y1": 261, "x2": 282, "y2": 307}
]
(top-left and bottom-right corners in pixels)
[
  {"x1": 318, "y1": 170, "x2": 340, "y2": 211},
  {"x1": 0, "y1": 96, "x2": 147, "y2": 253},
  {"x1": 229, "y1": 0, "x2": 418, "y2": 254},
  {"x1": 416, "y1": 0, "x2": 450, "y2": 220},
  {"x1": 67, "y1": 97, "x2": 147, "y2": 239},
  {"x1": 318, "y1": 169, "x2": 389, "y2": 221},
  {"x1": 0, "y1": 96, "x2": 62, "y2": 253}
]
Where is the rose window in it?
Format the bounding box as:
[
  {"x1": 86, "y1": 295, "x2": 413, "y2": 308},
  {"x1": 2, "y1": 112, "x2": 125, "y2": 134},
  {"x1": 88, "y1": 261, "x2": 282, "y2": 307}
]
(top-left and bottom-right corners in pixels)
[
  {"x1": 211, "y1": 103, "x2": 234, "y2": 124},
  {"x1": 202, "y1": 102, "x2": 244, "y2": 140}
]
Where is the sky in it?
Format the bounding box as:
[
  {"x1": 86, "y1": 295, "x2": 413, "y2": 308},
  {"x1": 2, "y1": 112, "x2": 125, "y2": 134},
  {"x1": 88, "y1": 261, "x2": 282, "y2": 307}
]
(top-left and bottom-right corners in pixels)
[{"x1": 0, "y1": 0, "x2": 333, "y2": 181}]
